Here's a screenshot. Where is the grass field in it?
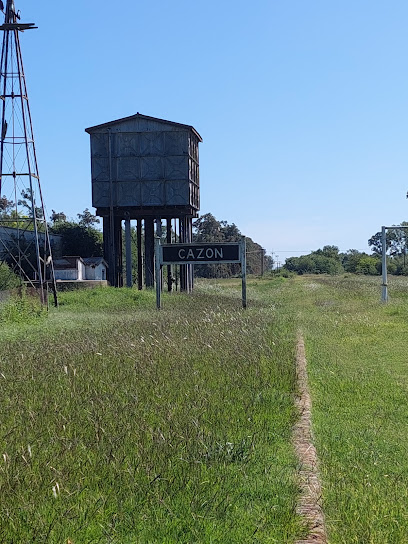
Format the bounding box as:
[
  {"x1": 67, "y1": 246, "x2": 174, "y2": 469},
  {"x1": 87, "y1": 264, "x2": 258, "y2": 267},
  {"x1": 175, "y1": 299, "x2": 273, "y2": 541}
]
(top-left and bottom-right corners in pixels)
[
  {"x1": 283, "y1": 275, "x2": 408, "y2": 544},
  {"x1": 2, "y1": 275, "x2": 408, "y2": 543},
  {"x1": 0, "y1": 279, "x2": 305, "y2": 543}
]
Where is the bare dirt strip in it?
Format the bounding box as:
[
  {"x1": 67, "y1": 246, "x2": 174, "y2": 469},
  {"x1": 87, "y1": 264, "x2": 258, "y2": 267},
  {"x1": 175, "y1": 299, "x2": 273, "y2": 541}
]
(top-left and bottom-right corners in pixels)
[{"x1": 293, "y1": 333, "x2": 328, "y2": 544}]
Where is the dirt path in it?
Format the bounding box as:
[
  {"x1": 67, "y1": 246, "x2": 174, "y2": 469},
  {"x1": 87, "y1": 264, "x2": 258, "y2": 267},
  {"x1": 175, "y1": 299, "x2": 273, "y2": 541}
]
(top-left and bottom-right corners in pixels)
[{"x1": 293, "y1": 333, "x2": 328, "y2": 544}]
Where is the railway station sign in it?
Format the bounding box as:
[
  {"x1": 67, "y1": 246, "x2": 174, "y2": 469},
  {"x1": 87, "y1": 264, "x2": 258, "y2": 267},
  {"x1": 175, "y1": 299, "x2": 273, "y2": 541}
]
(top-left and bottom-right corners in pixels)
[
  {"x1": 161, "y1": 243, "x2": 241, "y2": 264},
  {"x1": 155, "y1": 239, "x2": 247, "y2": 309}
]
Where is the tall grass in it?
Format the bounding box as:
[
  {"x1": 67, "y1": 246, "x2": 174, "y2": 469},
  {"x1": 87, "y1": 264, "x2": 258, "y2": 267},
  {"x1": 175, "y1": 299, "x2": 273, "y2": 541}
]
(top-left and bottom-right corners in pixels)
[
  {"x1": 0, "y1": 282, "x2": 305, "y2": 543},
  {"x1": 0, "y1": 289, "x2": 45, "y2": 323}
]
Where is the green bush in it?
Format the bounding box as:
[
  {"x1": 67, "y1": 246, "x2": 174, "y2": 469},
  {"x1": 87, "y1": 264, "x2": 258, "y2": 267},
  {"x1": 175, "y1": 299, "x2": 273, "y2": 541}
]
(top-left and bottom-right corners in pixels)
[
  {"x1": 0, "y1": 262, "x2": 20, "y2": 290},
  {"x1": 0, "y1": 289, "x2": 45, "y2": 323}
]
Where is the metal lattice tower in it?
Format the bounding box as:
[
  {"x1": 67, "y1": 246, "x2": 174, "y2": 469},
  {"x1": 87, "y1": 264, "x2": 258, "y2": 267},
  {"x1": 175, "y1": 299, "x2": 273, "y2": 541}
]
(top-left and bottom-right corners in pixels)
[{"x1": 0, "y1": 0, "x2": 57, "y2": 305}]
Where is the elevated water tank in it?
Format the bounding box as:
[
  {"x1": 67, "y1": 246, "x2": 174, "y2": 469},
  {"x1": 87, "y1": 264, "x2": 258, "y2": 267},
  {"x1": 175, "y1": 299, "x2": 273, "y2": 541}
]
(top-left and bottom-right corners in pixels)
[{"x1": 85, "y1": 113, "x2": 202, "y2": 216}]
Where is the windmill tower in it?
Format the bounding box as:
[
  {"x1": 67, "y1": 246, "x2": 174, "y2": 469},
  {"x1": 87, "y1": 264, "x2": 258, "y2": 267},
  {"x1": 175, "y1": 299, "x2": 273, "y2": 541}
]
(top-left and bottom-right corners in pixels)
[{"x1": 0, "y1": 0, "x2": 57, "y2": 305}]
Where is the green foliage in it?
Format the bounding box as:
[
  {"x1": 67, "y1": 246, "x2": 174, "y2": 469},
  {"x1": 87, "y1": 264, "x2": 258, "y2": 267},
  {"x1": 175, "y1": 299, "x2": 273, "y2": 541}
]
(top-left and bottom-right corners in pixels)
[
  {"x1": 368, "y1": 221, "x2": 408, "y2": 256},
  {"x1": 0, "y1": 289, "x2": 45, "y2": 323},
  {"x1": 50, "y1": 221, "x2": 103, "y2": 257},
  {"x1": 193, "y1": 213, "x2": 272, "y2": 277},
  {"x1": 355, "y1": 256, "x2": 379, "y2": 275},
  {"x1": 285, "y1": 247, "x2": 344, "y2": 275},
  {"x1": 343, "y1": 249, "x2": 380, "y2": 275},
  {"x1": 313, "y1": 245, "x2": 342, "y2": 261},
  {"x1": 77, "y1": 208, "x2": 100, "y2": 227},
  {"x1": 0, "y1": 262, "x2": 20, "y2": 290},
  {"x1": 58, "y1": 286, "x2": 153, "y2": 311}
]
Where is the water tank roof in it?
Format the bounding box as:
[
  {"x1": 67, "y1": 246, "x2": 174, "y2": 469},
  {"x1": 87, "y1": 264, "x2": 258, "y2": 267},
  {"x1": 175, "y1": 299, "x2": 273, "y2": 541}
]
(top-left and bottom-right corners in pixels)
[{"x1": 85, "y1": 113, "x2": 202, "y2": 142}]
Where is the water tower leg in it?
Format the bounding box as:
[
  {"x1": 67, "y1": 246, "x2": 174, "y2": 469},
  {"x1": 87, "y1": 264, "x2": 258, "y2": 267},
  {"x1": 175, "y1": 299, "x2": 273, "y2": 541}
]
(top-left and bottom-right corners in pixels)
[
  {"x1": 145, "y1": 217, "x2": 155, "y2": 287},
  {"x1": 114, "y1": 217, "x2": 123, "y2": 287},
  {"x1": 179, "y1": 217, "x2": 187, "y2": 291},
  {"x1": 125, "y1": 215, "x2": 132, "y2": 287},
  {"x1": 167, "y1": 218, "x2": 172, "y2": 291},
  {"x1": 103, "y1": 216, "x2": 114, "y2": 286},
  {"x1": 174, "y1": 218, "x2": 179, "y2": 291},
  {"x1": 137, "y1": 218, "x2": 143, "y2": 290}
]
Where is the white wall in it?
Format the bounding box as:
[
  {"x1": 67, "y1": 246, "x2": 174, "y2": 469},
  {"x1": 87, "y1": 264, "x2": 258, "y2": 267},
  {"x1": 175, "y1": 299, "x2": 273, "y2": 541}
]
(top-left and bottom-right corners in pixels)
[
  {"x1": 54, "y1": 269, "x2": 78, "y2": 281},
  {"x1": 85, "y1": 263, "x2": 107, "y2": 280}
]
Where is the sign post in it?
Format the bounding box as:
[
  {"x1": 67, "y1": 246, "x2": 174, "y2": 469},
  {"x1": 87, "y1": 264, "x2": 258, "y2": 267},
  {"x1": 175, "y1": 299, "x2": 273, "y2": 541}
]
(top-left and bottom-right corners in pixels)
[
  {"x1": 381, "y1": 226, "x2": 388, "y2": 303},
  {"x1": 155, "y1": 239, "x2": 247, "y2": 309},
  {"x1": 241, "y1": 237, "x2": 247, "y2": 309}
]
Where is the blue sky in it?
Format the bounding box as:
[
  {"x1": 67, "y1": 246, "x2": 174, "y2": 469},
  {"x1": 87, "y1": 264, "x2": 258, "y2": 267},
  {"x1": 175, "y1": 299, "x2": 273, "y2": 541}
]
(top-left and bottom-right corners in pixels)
[{"x1": 14, "y1": 0, "x2": 408, "y2": 259}]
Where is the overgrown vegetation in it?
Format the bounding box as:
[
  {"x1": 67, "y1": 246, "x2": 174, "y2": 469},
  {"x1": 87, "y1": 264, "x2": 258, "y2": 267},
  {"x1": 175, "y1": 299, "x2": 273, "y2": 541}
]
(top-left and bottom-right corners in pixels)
[
  {"x1": 0, "y1": 288, "x2": 45, "y2": 323},
  {"x1": 0, "y1": 262, "x2": 20, "y2": 290},
  {"x1": 0, "y1": 281, "x2": 305, "y2": 543},
  {"x1": 49, "y1": 208, "x2": 103, "y2": 257}
]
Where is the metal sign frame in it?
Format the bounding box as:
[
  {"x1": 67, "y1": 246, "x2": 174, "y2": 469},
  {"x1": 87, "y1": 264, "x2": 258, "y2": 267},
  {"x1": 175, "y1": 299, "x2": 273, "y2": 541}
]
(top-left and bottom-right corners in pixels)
[
  {"x1": 155, "y1": 238, "x2": 247, "y2": 309},
  {"x1": 381, "y1": 225, "x2": 408, "y2": 302}
]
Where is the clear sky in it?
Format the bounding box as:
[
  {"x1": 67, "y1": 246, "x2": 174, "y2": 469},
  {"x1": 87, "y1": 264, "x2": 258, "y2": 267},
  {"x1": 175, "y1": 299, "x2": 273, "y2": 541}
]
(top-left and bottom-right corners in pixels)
[{"x1": 13, "y1": 0, "x2": 408, "y2": 261}]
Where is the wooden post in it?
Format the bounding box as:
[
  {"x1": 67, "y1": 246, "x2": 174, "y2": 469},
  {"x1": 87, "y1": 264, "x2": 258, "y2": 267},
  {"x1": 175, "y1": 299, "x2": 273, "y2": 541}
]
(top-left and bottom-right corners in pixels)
[
  {"x1": 125, "y1": 214, "x2": 132, "y2": 287},
  {"x1": 114, "y1": 217, "x2": 123, "y2": 287},
  {"x1": 103, "y1": 216, "x2": 113, "y2": 285},
  {"x1": 145, "y1": 218, "x2": 155, "y2": 288},
  {"x1": 167, "y1": 218, "x2": 172, "y2": 291},
  {"x1": 137, "y1": 218, "x2": 143, "y2": 290},
  {"x1": 155, "y1": 237, "x2": 161, "y2": 309}
]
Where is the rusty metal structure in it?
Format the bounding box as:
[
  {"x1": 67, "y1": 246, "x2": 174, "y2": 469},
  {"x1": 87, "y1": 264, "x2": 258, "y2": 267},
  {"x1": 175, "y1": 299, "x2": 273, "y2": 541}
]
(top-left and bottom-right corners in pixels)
[
  {"x1": 0, "y1": 0, "x2": 57, "y2": 304},
  {"x1": 85, "y1": 113, "x2": 202, "y2": 290}
]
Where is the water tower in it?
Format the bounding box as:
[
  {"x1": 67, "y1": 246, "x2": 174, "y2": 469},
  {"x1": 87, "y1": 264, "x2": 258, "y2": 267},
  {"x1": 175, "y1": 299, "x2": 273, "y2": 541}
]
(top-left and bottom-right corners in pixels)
[{"x1": 85, "y1": 113, "x2": 202, "y2": 290}]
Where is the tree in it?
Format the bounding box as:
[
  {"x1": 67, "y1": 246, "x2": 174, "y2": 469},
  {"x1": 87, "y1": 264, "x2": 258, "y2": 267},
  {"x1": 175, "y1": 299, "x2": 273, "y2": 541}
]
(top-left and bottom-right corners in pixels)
[
  {"x1": 193, "y1": 213, "x2": 225, "y2": 243},
  {"x1": 285, "y1": 250, "x2": 344, "y2": 275},
  {"x1": 193, "y1": 214, "x2": 234, "y2": 278},
  {"x1": 342, "y1": 249, "x2": 380, "y2": 274},
  {"x1": 50, "y1": 221, "x2": 103, "y2": 257},
  {"x1": 50, "y1": 210, "x2": 67, "y2": 224},
  {"x1": 355, "y1": 256, "x2": 380, "y2": 275},
  {"x1": 368, "y1": 222, "x2": 408, "y2": 256},
  {"x1": 0, "y1": 196, "x2": 14, "y2": 215},
  {"x1": 18, "y1": 188, "x2": 44, "y2": 220},
  {"x1": 192, "y1": 213, "x2": 271, "y2": 278},
  {"x1": 77, "y1": 208, "x2": 100, "y2": 228},
  {"x1": 0, "y1": 262, "x2": 20, "y2": 290},
  {"x1": 313, "y1": 245, "x2": 341, "y2": 261}
]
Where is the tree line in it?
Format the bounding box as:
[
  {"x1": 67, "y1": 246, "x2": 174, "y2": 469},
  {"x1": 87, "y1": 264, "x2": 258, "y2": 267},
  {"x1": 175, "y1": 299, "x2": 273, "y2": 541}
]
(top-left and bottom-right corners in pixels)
[{"x1": 285, "y1": 223, "x2": 408, "y2": 276}]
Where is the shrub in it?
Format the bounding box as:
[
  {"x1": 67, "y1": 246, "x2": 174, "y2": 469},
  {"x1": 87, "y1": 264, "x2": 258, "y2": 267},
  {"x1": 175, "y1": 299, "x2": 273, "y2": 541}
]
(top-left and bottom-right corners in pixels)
[
  {"x1": 0, "y1": 288, "x2": 45, "y2": 323},
  {"x1": 0, "y1": 262, "x2": 20, "y2": 290}
]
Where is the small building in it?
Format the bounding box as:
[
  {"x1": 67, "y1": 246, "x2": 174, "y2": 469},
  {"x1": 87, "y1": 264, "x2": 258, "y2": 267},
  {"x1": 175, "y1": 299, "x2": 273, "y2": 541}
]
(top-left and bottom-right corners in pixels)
[
  {"x1": 82, "y1": 257, "x2": 108, "y2": 281},
  {"x1": 53, "y1": 256, "x2": 108, "y2": 282},
  {"x1": 53, "y1": 257, "x2": 86, "y2": 281}
]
